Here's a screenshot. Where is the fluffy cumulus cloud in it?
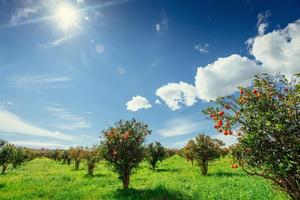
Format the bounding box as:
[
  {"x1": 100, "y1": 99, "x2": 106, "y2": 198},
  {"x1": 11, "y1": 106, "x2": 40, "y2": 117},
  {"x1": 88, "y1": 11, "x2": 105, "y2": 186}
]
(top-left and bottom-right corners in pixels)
[
  {"x1": 156, "y1": 82, "x2": 198, "y2": 111},
  {"x1": 156, "y1": 18, "x2": 300, "y2": 108},
  {"x1": 249, "y1": 19, "x2": 300, "y2": 77},
  {"x1": 195, "y1": 54, "x2": 260, "y2": 101},
  {"x1": 126, "y1": 96, "x2": 152, "y2": 112}
]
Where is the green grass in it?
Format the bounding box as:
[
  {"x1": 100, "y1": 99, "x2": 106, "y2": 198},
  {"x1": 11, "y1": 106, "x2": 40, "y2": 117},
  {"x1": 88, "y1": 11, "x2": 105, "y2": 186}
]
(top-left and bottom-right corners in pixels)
[{"x1": 0, "y1": 155, "x2": 288, "y2": 200}]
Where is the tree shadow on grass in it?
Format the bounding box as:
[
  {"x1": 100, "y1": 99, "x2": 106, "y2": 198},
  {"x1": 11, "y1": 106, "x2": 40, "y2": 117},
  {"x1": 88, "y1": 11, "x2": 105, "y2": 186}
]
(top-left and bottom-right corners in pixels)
[
  {"x1": 0, "y1": 183, "x2": 5, "y2": 189},
  {"x1": 207, "y1": 171, "x2": 246, "y2": 177},
  {"x1": 156, "y1": 168, "x2": 179, "y2": 173},
  {"x1": 112, "y1": 185, "x2": 188, "y2": 200}
]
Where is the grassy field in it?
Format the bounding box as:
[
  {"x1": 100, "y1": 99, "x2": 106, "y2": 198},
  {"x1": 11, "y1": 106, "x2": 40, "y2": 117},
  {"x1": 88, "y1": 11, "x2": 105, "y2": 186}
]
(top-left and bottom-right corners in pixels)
[{"x1": 0, "y1": 155, "x2": 288, "y2": 200}]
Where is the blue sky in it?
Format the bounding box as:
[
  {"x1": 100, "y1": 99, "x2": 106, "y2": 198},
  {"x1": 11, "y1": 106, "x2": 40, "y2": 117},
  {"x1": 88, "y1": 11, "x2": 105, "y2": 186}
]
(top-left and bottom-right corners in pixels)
[{"x1": 0, "y1": 0, "x2": 299, "y2": 149}]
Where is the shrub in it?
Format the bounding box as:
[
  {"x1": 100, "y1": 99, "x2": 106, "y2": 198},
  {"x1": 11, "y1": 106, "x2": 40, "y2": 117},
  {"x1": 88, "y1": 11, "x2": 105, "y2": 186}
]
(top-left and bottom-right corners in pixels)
[
  {"x1": 62, "y1": 150, "x2": 70, "y2": 165},
  {"x1": 0, "y1": 141, "x2": 15, "y2": 174},
  {"x1": 147, "y1": 142, "x2": 165, "y2": 170},
  {"x1": 11, "y1": 147, "x2": 26, "y2": 168},
  {"x1": 69, "y1": 147, "x2": 85, "y2": 170},
  {"x1": 203, "y1": 73, "x2": 300, "y2": 199},
  {"x1": 194, "y1": 134, "x2": 224, "y2": 176},
  {"x1": 85, "y1": 147, "x2": 100, "y2": 176},
  {"x1": 50, "y1": 149, "x2": 61, "y2": 161},
  {"x1": 101, "y1": 119, "x2": 151, "y2": 189},
  {"x1": 183, "y1": 140, "x2": 197, "y2": 165}
]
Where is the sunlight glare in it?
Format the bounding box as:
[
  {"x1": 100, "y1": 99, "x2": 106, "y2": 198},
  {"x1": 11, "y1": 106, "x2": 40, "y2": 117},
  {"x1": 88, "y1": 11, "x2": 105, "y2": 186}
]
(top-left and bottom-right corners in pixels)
[{"x1": 55, "y1": 3, "x2": 79, "y2": 31}]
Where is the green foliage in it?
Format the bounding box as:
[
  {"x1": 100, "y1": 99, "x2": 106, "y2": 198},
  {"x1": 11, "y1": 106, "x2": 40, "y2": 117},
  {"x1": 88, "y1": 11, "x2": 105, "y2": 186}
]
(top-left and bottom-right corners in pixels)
[
  {"x1": 101, "y1": 119, "x2": 151, "y2": 189},
  {"x1": 203, "y1": 73, "x2": 300, "y2": 199},
  {"x1": 194, "y1": 134, "x2": 224, "y2": 176},
  {"x1": 147, "y1": 142, "x2": 165, "y2": 170},
  {"x1": 11, "y1": 147, "x2": 26, "y2": 169},
  {"x1": 0, "y1": 142, "x2": 15, "y2": 174}
]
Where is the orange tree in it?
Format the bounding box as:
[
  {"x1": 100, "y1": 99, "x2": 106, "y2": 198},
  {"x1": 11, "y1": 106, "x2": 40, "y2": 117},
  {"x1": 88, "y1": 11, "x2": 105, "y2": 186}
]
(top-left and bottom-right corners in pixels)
[
  {"x1": 203, "y1": 73, "x2": 300, "y2": 199},
  {"x1": 183, "y1": 140, "x2": 197, "y2": 165},
  {"x1": 0, "y1": 141, "x2": 15, "y2": 174},
  {"x1": 11, "y1": 147, "x2": 26, "y2": 169},
  {"x1": 101, "y1": 119, "x2": 151, "y2": 189},
  {"x1": 85, "y1": 146, "x2": 100, "y2": 176},
  {"x1": 69, "y1": 147, "x2": 85, "y2": 170},
  {"x1": 194, "y1": 134, "x2": 224, "y2": 175},
  {"x1": 147, "y1": 141, "x2": 165, "y2": 170}
]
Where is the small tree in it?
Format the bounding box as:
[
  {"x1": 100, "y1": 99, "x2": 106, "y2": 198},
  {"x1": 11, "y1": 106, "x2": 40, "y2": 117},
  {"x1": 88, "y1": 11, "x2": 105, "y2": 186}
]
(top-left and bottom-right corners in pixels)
[
  {"x1": 0, "y1": 142, "x2": 15, "y2": 174},
  {"x1": 183, "y1": 140, "x2": 197, "y2": 165},
  {"x1": 203, "y1": 73, "x2": 300, "y2": 199},
  {"x1": 11, "y1": 147, "x2": 26, "y2": 168},
  {"x1": 101, "y1": 119, "x2": 151, "y2": 189},
  {"x1": 69, "y1": 147, "x2": 85, "y2": 170},
  {"x1": 194, "y1": 134, "x2": 224, "y2": 176},
  {"x1": 62, "y1": 150, "x2": 70, "y2": 165},
  {"x1": 85, "y1": 147, "x2": 100, "y2": 176},
  {"x1": 50, "y1": 149, "x2": 61, "y2": 161},
  {"x1": 147, "y1": 142, "x2": 165, "y2": 170}
]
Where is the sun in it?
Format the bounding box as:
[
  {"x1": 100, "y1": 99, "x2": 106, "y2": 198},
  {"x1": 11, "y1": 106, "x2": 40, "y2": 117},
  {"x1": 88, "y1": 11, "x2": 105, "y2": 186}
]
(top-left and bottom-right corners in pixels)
[{"x1": 54, "y1": 3, "x2": 80, "y2": 31}]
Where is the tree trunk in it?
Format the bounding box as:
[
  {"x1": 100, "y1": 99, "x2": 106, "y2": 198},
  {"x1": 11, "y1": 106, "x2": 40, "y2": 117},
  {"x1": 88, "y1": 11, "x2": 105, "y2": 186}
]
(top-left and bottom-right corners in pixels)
[
  {"x1": 62, "y1": 159, "x2": 66, "y2": 164},
  {"x1": 87, "y1": 161, "x2": 94, "y2": 176},
  {"x1": 122, "y1": 166, "x2": 130, "y2": 189},
  {"x1": 75, "y1": 159, "x2": 80, "y2": 170},
  {"x1": 191, "y1": 159, "x2": 194, "y2": 165},
  {"x1": 2, "y1": 163, "x2": 7, "y2": 174},
  {"x1": 67, "y1": 158, "x2": 71, "y2": 165},
  {"x1": 200, "y1": 160, "x2": 208, "y2": 176},
  {"x1": 151, "y1": 161, "x2": 156, "y2": 170}
]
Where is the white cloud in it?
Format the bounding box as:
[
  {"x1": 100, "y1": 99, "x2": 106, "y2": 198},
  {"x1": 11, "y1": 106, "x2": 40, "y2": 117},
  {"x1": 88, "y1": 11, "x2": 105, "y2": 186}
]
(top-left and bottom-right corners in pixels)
[
  {"x1": 249, "y1": 19, "x2": 300, "y2": 77},
  {"x1": 195, "y1": 54, "x2": 260, "y2": 101},
  {"x1": 39, "y1": 35, "x2": 73, "y2": 48},
  {"x1": 126, "y1": 96, "x2": 152, "y2": 112},
  {"x1": 45, "y1": 106, "x2": 91, "y2": 130},
  {"x1": 0, "y1": 109, "x2": 76, "y2": 141},
  {"x1": 156, "y1": 19, "x2": 300, "y2": 109},
  {"x1": 10, "y1": 140, "x2": 70, "y2": 149},
  {"x1": 10, "y1": 74, "x2": 72, "y2": 88},
  {"x1": 156, "y1": 81, "x2": 198, "y2": 110},
  {"x1": 158, "y1": 117, "x2": 201, "y2": 137},
  {"x1": 95, "y1": 44, "x2": 105, "y2": 54},
  {"x1": 257, "y1": 10, "x2": 271, "y2": 35},
  {"x1": 213, "y1": 134, "x2": 237, "y2": 147},
  {"x1": 156, "y1": 12, "x2": 168, "y2": 32},
  {"x1": 117, "y1": 67, "x2": 126, "y2": 75},
  {"x1": 10, "y1": 2, "x2": 41, "y2": 25},
  {"x1": 155, "y1": 99, "x2": 161, "y2": 104},
  {"x1": 194, "y1": 43, "x2": 209, "y2": 54}
]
